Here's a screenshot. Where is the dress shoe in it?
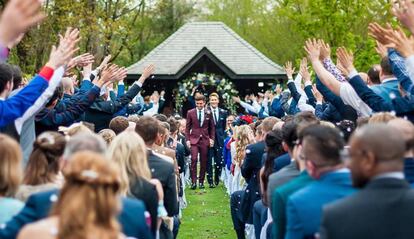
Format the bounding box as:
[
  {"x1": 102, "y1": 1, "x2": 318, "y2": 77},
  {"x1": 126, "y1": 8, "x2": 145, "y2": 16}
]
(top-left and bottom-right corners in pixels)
[
  {"x1": 199, "y1": 184, "x2": 205, "y2": 189},
  {"x1": 191, "y1": 183, "x2": 197, "y2": 190},
  {"x1": 209, "y1": 183, "x2": 215, "y2": 188},
  {"x1": 214, "y1": 179, "x2": 220, "y2": 186}
]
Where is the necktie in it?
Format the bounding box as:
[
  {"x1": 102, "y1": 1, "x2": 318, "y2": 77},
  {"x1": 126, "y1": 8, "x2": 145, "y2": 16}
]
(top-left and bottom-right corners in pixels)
[
  {"x1": 213, "y1": 109, "x2": 218, "y2": 125},
  {"x1": 198, "y1": 110, "x2": 202, "y2": 126}
]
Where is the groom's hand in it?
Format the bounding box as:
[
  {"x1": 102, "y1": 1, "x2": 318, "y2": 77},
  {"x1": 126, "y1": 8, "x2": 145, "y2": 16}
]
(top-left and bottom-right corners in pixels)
[{"x1": 209, "y1": 139, "x2": 214, "y2": 147}]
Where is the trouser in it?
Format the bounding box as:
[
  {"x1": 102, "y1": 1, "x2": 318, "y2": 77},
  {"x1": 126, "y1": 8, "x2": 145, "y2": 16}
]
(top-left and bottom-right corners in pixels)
[
  {"x1": 206, "y1": 144, "x2": 224, "y2": 184},
  {"x1": 231, "y1": 190, "x2": 246, "y2": 239},
  {"x1": 190, "y1": 143, "x2": 209, "y2": 184},
  {"x1": 253, "y1": 200, "x2": 268, "y2": 239}
]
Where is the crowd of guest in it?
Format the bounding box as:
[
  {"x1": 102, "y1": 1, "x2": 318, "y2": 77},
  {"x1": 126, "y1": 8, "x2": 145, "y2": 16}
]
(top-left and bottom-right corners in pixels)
[{"x1": 2, "y1": 0, "x2": 414, "y2": 239}]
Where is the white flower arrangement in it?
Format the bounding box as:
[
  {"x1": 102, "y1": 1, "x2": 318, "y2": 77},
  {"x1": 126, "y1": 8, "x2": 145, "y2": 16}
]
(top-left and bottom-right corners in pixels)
[{"x1": 175, "y1": 73, "x2": 239, "y2": 114}]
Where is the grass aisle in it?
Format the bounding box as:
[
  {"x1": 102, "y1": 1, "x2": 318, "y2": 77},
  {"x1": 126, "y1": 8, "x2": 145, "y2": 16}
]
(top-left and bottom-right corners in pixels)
[{"x1": 179, "y1": 184, "x2": 236, "y2": 239}]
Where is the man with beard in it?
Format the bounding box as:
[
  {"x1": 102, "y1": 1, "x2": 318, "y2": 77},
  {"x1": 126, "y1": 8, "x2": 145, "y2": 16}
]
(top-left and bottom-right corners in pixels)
[{"x1": 320, "y1": 124, "x2": 414, "y2": 239}]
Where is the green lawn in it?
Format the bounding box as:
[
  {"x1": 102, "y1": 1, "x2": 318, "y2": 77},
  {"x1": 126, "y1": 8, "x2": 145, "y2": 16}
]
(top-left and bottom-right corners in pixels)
[{"x1": 179, "y1": 184, "x2": 236, "y2": 239}]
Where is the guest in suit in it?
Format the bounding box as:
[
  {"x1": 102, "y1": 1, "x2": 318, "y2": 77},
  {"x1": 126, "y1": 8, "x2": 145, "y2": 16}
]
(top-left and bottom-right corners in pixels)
[
  {"x1": 135, "y1": 116, "x2": 179, "y2": 218},
  {"x1": 230, "y1": 117, "x2": 278, "y2": 239},
  {"x1": 185, "y1": 94, "x2": 215, "y2": 189},
  {"x1": 206, "y1": 93, "x2": 228, "y2": 187},
  {"x1": 0, "y1": 133, "x2": 152, "y2": 239},
  {"x1": 285, "y1": 125, "x2": 356, "y2": 239},
  {"x1": 17, "y1": 151, "x2": 127, "y2": 239},
  {"x1": 387, "y1": 118, "x2": 414, "y2": 184},
  {"x1": 320, "y1": 124, "x2": 414, "y2": 239}
]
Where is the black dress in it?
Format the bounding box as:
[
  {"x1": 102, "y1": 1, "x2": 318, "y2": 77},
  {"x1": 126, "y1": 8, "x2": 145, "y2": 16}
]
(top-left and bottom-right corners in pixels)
[{"x1": 129, "y1": 177, "x2": 159, "y2": 236}]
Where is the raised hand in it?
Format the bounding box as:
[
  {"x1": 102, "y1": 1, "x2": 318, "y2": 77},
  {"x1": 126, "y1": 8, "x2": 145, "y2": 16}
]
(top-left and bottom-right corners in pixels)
[
  {"x1": 312, "y1": 85, "x2": 323, "y2": 102},
  {"x1": 232, "y1": 96, "x2": 241, "y2": 103},
  {"x1": 112, "y1": 67, "x2": 128, "y2": 82},
  {"x1": 96, "y1": 64, "x2": 119, "y2": 87},
  {"x1": 385, "y1": 26, "x2": 414, "y2": 58},
  {"x1": 0, "y1": 0, "x2": 46, "y2": 47},
  {"x1": 46, "y1": 28, "x2": 80, "y2": 69},
  {"x1": 304, "y1": 39, "x2": 321, "y2": 62},
  {"x1": 392, "y1": 0, "x2": 414, "y2": 34},
  {"x1": 336, "y1": 47, "x2": 355, "y2": 77},
  {"x1": 318, "y1": 39, "x2": 331, "y2": 61},
  {"x1": 97, "y1": 55, "x2": 112, "y2": 72},
  {"x1": 299, "y1": 57, "x2": 311, "y2": 84},
  {"x1": 375, "y1": 41, "x2": 388, "y2": 58},
  {"x1": 284, "y1": 61, "x2": 295, "y2": 79},
  {"x1": 368, "y1": 22, "x2": 395, "y2": 46},
  {"x1": 138, "y1": 64, "x2": 155, "y2": 85}
]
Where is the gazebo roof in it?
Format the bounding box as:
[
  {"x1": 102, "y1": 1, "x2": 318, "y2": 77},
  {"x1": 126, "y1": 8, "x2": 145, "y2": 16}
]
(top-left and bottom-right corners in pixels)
[{"x1": 127, "y1": 22, "x2": 285, "y2": 80}]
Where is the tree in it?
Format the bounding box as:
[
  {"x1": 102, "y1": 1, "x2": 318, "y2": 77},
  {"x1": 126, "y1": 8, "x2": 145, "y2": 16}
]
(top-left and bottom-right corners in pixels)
[{"x1": 205, "y1": 0, "x2": 393, "y2": 71}]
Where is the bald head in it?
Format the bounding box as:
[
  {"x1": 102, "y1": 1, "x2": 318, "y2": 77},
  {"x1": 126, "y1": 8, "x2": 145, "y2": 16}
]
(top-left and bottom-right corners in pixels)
[
  {"x1": 352, "y1": 124, "x2": 405, "y2": 163},
  {"x1": 349, "y1": 124, "x2": 406, "y2": 188},
  {"x1": 388, "y1": 118, "x2": 414, "y2": 153}
]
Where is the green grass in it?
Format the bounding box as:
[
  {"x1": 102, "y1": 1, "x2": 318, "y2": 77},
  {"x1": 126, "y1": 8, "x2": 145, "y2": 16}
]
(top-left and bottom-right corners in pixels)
[{"x1": 179, "y1": 184, "x2": 236, "y2": 239}]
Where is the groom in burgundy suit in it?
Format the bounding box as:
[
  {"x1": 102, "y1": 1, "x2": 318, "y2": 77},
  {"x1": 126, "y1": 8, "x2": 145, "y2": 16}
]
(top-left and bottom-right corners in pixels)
[{"x1": 186, "y1": 94, "x2": 215, "y2": 190}]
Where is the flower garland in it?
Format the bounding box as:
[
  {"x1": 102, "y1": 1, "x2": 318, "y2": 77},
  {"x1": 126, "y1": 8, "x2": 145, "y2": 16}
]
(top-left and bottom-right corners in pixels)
[{"x1": 175, "y1": 73, "x2": 239, "y2": 114}]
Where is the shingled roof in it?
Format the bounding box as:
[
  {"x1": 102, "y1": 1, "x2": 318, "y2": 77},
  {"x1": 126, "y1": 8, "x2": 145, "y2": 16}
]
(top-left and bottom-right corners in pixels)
[{"x1": 127, "y1": 22, "x2": 285, "y2": 79}]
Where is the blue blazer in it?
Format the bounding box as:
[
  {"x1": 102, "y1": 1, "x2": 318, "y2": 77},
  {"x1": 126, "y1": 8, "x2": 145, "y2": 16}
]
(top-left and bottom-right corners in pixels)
[
  {"x1": 285, "y1": 171, "x2": 356, "y2": 239},
  {"x1": 0, "y1": 190, "x2": 153, "y2": 239},
  {"x1": 240, "y1": 141, "x2": 266, "y2": 223}
]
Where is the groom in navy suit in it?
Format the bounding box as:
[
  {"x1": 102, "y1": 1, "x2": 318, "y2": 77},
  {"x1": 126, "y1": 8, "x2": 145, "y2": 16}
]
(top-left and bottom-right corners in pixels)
[{"x1": 206, "y1": 93, "x2": 228, "y2": 187}]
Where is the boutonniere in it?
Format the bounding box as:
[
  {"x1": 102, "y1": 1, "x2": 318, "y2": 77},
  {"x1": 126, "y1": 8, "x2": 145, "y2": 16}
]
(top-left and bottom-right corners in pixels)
[
  {"x1": 206, "y1": 109, "x2": 212, "y2": 115},
  {"x1": 220, "y1": 109, "x2": 226, "y2": 113}
]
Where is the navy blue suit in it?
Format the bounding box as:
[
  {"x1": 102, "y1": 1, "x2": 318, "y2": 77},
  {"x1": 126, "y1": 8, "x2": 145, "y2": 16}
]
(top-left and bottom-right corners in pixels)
[
  {"x1": 0, "y1": 190, "x2": 153, "y2": 239},
  {"x1": 285, "y1": 171, "x2": 356, "y2": 239},
  {"x1": 207, "y1": 107, "x2": 228, "y2": 185}
]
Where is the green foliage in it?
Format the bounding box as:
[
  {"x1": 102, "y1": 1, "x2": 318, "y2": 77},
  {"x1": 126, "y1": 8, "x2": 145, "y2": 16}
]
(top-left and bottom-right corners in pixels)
[
  {"x1": 7, "y1": 0, "x2": 195, "y2": 74},
  {"x1": 205, "y1": 0, "x2": 393, "y2": 72}
]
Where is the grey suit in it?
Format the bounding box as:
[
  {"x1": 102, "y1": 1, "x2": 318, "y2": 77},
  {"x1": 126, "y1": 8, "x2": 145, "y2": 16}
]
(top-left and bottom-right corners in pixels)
[
  {"x1": 320, "y1": 177, "x2": 414, "y2": 239},
  {"x1": 267, "y1": 160, "x2": 300, "y2": 210}
]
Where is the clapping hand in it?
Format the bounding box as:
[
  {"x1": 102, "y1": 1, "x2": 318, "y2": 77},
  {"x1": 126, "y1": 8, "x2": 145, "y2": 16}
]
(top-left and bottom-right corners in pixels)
[
  {"x1": 46, "y1": 28, "x2": 80, "y2": 70},
  {"x1": 299, "y1": 57, "x2": 311, "y2": 84},
  {"x1": 232, "y1": 96, "x2": 241, "y2": 103},
  {"x1": 97, "y1": 55, "x2": 112, "y2": 73},
  {"x1": 368, "y1": 22, "x2": 395, "y2": 47},
  {"x1": 375, "y1": 41, "x2": 388, "y2": 58},
  {"x1": 318, "y1": 39, "x2": 331, "y2": 61},
  {"x1": 336, "y1": 47, "x2": 355, "y2": 77},
  {"x1": 385, "y1": 26, "x2": 414, "y2": 58},
  {"x1": 0, "y1": 0, "x2": 46, "y2": 47},
  {"x1": 138, "y1": 64, "x2": 155, "y2": 84},
  {"x1": 284, "y1": 61, "x2": 295, "y2": 79},
  {"x1": 304, "y1": 39, "x2": 321, "y2": 62},
  {"x1": 96, "y1": 64, "x2": 120, "y2": 87},
  {"x1": 312, "y1": 85, "x2": 323, "y2": 102},
  {"x1": 392, "y1": 0, "x2": 414, "y2": 34}
]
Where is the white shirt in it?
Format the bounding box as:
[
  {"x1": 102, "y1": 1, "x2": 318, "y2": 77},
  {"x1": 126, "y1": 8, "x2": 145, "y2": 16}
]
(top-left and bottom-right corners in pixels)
[
  {"x1": 373, "y1": 172, "x2": 404, "y2": 180},
  {"x1": 338, "y1": 70, "x2": 373, "y2": 117}
]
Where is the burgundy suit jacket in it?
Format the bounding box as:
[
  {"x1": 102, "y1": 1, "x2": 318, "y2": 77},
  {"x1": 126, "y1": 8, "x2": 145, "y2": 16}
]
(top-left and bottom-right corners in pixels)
[{"x1": 185, "y1": 108, "x2": 215, "y2": 145}]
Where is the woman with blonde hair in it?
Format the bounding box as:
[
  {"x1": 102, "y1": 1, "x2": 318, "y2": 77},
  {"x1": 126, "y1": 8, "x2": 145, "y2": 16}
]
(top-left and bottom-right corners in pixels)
[
  {"x1": 16, "y1": 131, "x2": 66, "y2": 202},
  {"x1": 17, "y1": 151, "x2": 124, "y2": 239},
  {"x1": 0, "y1": 134, "x2": 24, "y2": 224},
  {"x1": 108, "y1": 131, "x2": 163, "y2": 236},
  {"x1": 231, "y1": 125, "x2": 255, "y2": 193}
]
